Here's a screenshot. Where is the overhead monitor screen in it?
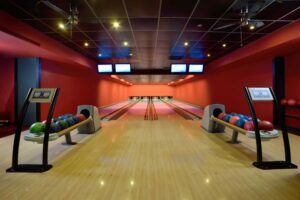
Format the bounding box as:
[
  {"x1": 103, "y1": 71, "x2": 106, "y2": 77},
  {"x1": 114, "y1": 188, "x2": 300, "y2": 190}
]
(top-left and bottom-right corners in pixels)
[
  {"x1": 171, "y1": 64, "x2": 187, "y2": 73},
  {"x1": 188, "y1": 64, "x2": 204, "y2": 73},
  {"x1": 97, "y1": 64, "x2": 113, "y2": 73},
  {"x1": 115, "y1": 64, "x2": 131, "y2": 73}
]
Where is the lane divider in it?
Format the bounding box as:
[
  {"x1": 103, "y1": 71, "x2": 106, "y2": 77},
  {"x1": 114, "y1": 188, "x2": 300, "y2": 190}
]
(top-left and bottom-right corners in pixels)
[
  {"x1": 161, "y1": 99, "x2": 201, "y2": 120},
  {"x1": 101, "y1": 100, "x2": 141, "y2": 121}
]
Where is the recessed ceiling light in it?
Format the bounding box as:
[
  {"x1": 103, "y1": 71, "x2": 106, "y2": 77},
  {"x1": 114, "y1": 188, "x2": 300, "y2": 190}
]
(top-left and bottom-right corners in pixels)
[
  {"x1": 249, "y1": 24, "x2": 256, "y2": 30},
  {"x1": 206, "y1": 53, "x2": 211, "y2": 57},
  {"x1": 84, "y1": 42, "x2": 89, "y2": 47},
  {"x1": 129, "y1": 53, "x2": 133, "y2": 56},
  {"x1": 112, "y1": 21, "x2": 120, "y2": 29},
  {"x1": 184, "y1": 42, "x2": 189, "y2": 46},
  {"x1": 58, "y1": 22, "x2": 65, "y2": 30},
  {"x1": 222, "y1": 43, "x2": 227, "y2": 48},
  {"x1": 197, "y1": 24, "x2": 203, "y2": 28},
  {"x1": 123, "y1": 41, "x2": 129, "y2": 46},
  {"x1": 98, "y1": 53, "x2": 102, "y2": 57}
]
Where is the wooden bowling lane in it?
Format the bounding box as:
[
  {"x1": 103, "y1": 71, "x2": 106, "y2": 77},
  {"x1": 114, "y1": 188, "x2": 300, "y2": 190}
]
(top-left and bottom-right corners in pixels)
[
  {"x1": 99, "y1": 100, "x2": 130, "y2": 118},
  {"x1": 1, "y1": 101, "x2": 300, "y2": 199},
  {"x1": 171, "y1": 99, "x2": 203, "y2": 117}
]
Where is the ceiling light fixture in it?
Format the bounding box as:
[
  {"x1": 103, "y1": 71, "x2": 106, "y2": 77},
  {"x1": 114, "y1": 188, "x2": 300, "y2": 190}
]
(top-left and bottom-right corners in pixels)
[
  {"x1": 112, "y1": 21, "x2": 120, "y2": 29},
  {"x1": 184, "y1": 42, "x2": 189, "y2": 47},
  {"x1": 98, "y1": 53, "x2": 102, "y2": 57},
  {"x1": 129, "y1": 53, "x2": 133, "y2": 56},
  {"x1": 222, "y1": 43, "x2": 227, "y2": 48},
  {"x1": 58, "y1": 22, "x2": 66, "y2": 30},
  {"x1": 84, "y1": 42, "x2": 89, "y2": 47},
  {"x1": 249, "y1": 24, "x2": 256, "y2": 30},
  {"x1": 206, "y1": 53, "x2": 211, "y2": 57},
  {"x1": 123, "y1": 41, "x2": 129, "y2": 46}
]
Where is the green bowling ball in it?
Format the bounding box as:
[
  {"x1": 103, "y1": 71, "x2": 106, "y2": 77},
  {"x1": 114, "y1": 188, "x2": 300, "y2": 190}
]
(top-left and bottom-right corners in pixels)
[
  {"x1": 55, "y1": 120, "x2": 69, "y2": 130},
  {"x1": 29, "y1": 122, "x2": 45, "y2": 135}
]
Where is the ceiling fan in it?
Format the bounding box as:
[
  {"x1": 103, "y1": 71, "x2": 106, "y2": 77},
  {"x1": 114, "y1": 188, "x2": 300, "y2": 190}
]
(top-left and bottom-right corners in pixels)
[
  {"x1": 214, "y1": 0, "x2": 270, "y2": 31},
  {"x1": 36, "y1": 0, "x2": 79, "y2": 38},
  {"x1": 214, "y1": 0, "x2": 287, "y2": 31},
  {"x1": 213, "y1": 0, "x2": 285, "y2": 47}
]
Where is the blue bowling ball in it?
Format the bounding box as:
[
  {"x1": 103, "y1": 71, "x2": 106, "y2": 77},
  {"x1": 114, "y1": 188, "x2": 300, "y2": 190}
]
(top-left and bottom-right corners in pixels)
[
  {"x1": 237, "y1": 114, "x2": 245, "y2": 118},
  {"x1": 52, "y1": 118, "x2": 59, "y2": 123},
  {"x1": 64, "y1": 114, "x2": 73, "y2": 118},
  {"x1": 230, "y1": 112, "x2": 238, "y2": 116},
  {"x1": 236, "y1": 118, "x2": 248, "y2": 128},
  {"x1": 58, "y1": 115, "x2": 66, "y2": 120},
  {"x1": 50, "y1": 122, "x2": 61, "y2": 133},
  {"x1": 72, "y1": 116, "x2": 80, "y2": 124},
  {"x1": 223, "y1": 114, "x2": 233, "y2": 122},
  {"x1": 65, "y1": 117, "x2": 75, "y2": 126}
]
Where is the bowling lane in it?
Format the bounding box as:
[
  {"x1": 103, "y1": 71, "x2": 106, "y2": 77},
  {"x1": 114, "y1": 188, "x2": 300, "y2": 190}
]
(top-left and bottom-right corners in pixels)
[
  {"x1": 171, "y1": 99, "x2": 203, "y2": 117},
  {"x1": 99, "y1": 100, "x2": 131, "y2": 118},
  {"x1": 1, "y1": 99, "x2": 300, "y2": 200}
]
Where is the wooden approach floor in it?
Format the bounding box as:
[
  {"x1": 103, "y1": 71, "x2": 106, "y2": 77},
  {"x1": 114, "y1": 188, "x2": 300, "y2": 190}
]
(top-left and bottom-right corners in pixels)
[{"x1": 1, "y1": 101, "x2": 300, "y2": 200}]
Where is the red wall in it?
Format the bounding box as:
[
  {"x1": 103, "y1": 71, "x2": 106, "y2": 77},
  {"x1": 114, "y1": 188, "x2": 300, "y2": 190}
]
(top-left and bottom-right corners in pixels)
[
  {"x1": 40, "y1": 59, "x2": 99, "y2": 120},
  {"x1": 175, "y1": 58, "x2": 273, "y2": 120},
  {"x1": 0, "y1": 56, "x2": 15, "y2": 122},
  {"x1": 129, "y1": 85, "x2": 174, "y2": 97},
  {"x1": 98, "y1": 79, "x2": 129, "y2": 107},
  {"x1": 175, "y1": 20, "x2": 300, "y2": 122}
]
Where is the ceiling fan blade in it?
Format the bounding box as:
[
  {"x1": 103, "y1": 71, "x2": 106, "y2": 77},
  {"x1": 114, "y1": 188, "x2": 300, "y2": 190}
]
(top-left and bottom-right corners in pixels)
[
  {"x1": 40, "y1": 0, "x2": 68, "y2": 17},
  {"x1": 252, "y1": 20, "x2": 265, "y2": 28},
  {"x1": 248, "y1": 0, "x2": 276, "y2": 18},
  {"x1": 214, "y1": 22, "x2": 239, "y2": 30}
]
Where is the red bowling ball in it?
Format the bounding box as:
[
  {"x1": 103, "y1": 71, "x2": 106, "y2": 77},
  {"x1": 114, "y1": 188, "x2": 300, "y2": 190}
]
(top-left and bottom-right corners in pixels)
[
  {"x1": 218, "y1": 112, "x2": 226, "y2": 120},
  {"x1": 258, "y1": 120, "x2": 274, "y2": 131},
  {"x1": 244, "y1": 121, "x2": 255, "y2": 131},
  {"x1": 280, "y1": 99, "x2": 287, "y2": 106},
  {"x1": 287, "y1": 99, "x2": 296, "y2": 106}
]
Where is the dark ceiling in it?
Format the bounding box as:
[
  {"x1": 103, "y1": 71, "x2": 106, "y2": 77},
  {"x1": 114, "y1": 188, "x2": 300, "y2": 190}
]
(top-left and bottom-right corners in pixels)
[{"x1": 1, "y1": 0, "x2": 300, "y2": 84}]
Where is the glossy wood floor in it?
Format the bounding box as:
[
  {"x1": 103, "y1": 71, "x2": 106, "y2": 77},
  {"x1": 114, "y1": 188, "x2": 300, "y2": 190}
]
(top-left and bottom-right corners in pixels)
[{"x1": 1, "y1": 100, "x2": 300, "y2": 200}]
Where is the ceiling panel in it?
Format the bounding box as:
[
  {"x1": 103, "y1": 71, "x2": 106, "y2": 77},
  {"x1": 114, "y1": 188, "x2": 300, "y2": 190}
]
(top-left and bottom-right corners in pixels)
[{"x1": 1, "y1": 0, "x2": 299, "y2": 83}]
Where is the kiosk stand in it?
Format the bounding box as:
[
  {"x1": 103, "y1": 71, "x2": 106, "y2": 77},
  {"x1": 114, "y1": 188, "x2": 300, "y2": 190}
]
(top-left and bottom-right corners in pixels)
[
  {"x1": 6, "y1": 88, "x2": 59, "y2": 173},
  {"x1": 244, "y1": 87, "x2": 297, "y2": 170}
]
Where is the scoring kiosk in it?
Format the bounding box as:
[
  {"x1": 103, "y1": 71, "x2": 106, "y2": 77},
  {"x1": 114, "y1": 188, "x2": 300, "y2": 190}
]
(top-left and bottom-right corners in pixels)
[
  {"x1": 7, "y1": 88, "x2": 59, "y2": 173},
  {"x1": 244, "y1": 87, "x2": 297, "y2": 169}
]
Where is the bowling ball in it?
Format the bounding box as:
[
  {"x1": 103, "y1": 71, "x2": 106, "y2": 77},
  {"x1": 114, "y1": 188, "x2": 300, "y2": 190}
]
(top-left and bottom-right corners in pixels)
[
  {"x1": 64, "y1": 114, "x2": 73, "y2": 118},
  {"x1": 237, "y1": 114, "x2": 245, "y2": 118},
  {"x1": 287, "y1": 99, "x2": 296, "y2": 106},
  {"x1": 72, "y1": 116, "x2": 80, "y2": 123},
  {"x1": 58, "y1": 115, "x2": 66, "y2": 120},
  {"x1": 258, "y1": 120, "x2": 274, "y2": 131},
  {"x1": 76, "y1": 114, "x2": 86, "y2": 122},
  {"x1": 236, "y1": 118, "x2": 248, "y2": 128},
  {"x1": 52, "y1": 118, "x2": 59, "y2": 123},
  {"x1": 55, "y1": 120, "x2": 68, "y2": 130},
  {"x1": 65, "y1": 117, "x2": 75, "y2": 126},
  {"x1": 50, "y1": 122, "x2": 61, "y2": 133},
  {"x1": 42, "y1": 119, "x2": 54, "y2": 124},
  {"x1": 217, "y1": 112, "x2": 226, "y2": 120},
  {"x1": 229, "y1": 116, "x2": 240, "y2": 125},
  {"x1": 29, "y1": 122, "x2": 45, "y2": 135},
  {"x1": 230, "y1": 112, "x2": 238, "y2": 116},
  {"x1": 223, "y1": 114, "x2": 232, "y2": 122},
  {"x1": 244, "y1": 121, "x2": 255, "y2": 131},
  {"x1": 280, "y1": 99, "x2": 287, "y2": 106}
]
